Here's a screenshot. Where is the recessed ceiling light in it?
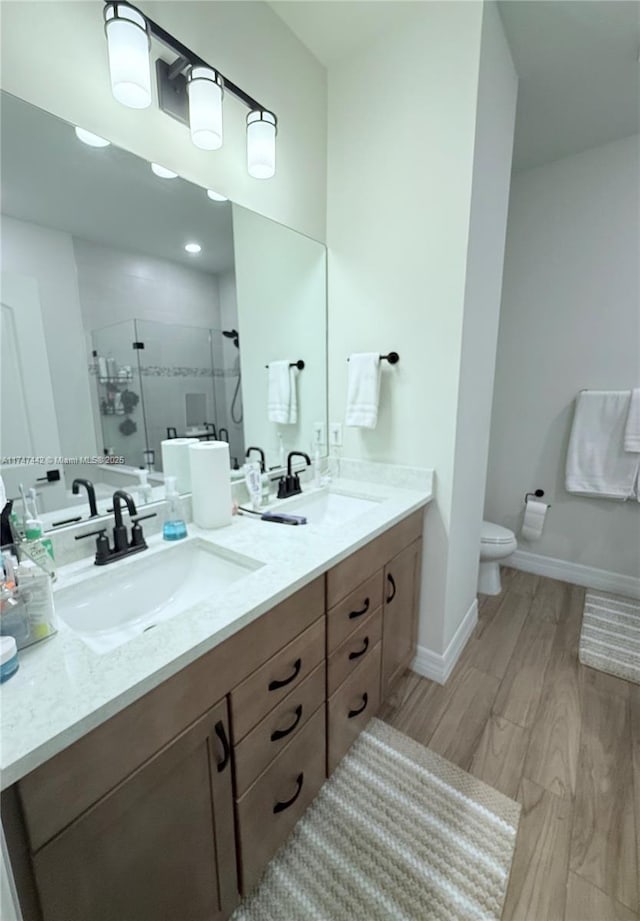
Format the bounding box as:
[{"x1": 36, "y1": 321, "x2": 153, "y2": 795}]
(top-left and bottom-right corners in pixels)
[
  {"x1": 151, "y1": 163, "x2": 178, "y2": 179},
  {"x1": 185, "y1": 242, "x2": 202, "y2": 254},
  {"x1": 75, "y1": 126, "x2": 110, "y2": 147},
  {"x1": 207, "y1": 189, "x2": 228, "y2": 202}
]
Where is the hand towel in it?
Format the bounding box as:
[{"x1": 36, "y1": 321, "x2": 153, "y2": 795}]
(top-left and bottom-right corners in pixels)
[
  {"x1": 268, "y1": 361, "x2": 298, "y2": 425},
  {"x1": 624, "y1": 388, "x2": 640, "y2": 452},
  {"x1": 346, "y1": 353, "x2": 381, "y2": 429},
  {"x1": 565, "y1": 390, "x2": 640, "y2": 499}
]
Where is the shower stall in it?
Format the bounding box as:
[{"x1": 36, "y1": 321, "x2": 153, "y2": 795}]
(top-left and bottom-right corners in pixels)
[{"x1": 91, "y1": 319, "x2": 244, "y2": 472}]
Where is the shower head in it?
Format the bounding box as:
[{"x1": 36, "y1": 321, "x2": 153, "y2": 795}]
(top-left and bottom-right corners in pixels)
[{"x1": 222, "y1": 329, "x2": 239, "y2": 348}]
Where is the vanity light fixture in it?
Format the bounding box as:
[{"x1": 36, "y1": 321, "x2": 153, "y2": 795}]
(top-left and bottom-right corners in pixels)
[
  {"x1": 188, "y1": 67, "x2": 223, "y2": 150},
  {"x1": 75, "y1": 127, "x2": 111, "y2": 148},
  {"x1": 102, "y1": 1, "x2": 278, "y2": 178},
  {"x1": 206, "y1": 189, "x2": 228, "y2": 202},
  {"x1": 104, "y1": 2, "x2": 152, "y2": 109},
  {"x1": 151, "y1": 163, "x2": 178, "y2": 179},
  {"x1": 184, "y1": 242, "x2": 202, "y2": 254},
  {"x1": 247, "y1": 110, "x2": 277, "y2": 179}
]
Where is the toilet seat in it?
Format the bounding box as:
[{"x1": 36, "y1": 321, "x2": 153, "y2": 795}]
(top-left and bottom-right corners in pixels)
[{"x1": 480, "y1": 521, "x2": 516, "y2": 546}]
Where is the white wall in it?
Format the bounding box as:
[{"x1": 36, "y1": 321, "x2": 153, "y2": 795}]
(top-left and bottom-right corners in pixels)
[
  {"x1": 0, "y1": 1, "x2": 327, "y2": 242},
  {"x1": 327, "y1": 1, "x2": 516, "y2": 661},
  {"x1": 485, "y1": 134, "x2": 640, "y2": 579},
  {"x1": 233, "y1": 205, "x2": 327, "y2": 468},
  {"x1": 1, "y1": 215, "x2": 98, "y2": 458},
  {"x1": 73, "y1": 238, "x2": 222, "y2": 332},
  {"x1": 445, "y1": 3, "x2": 517, "y2": 648}
]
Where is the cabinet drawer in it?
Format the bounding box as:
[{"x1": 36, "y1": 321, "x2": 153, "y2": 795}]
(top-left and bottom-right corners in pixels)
[
  {"x1": 327, "y1": 607, "x2": 382, "y2": 696},
  {"x1": 231, "y1": 617, "x2": 325, "y2": 743},
  {"x1": 327, "y1": 571, "x2": 383, "y2": 653},
  {"x1": 327, "y1": 511, "x2": 423, "y2": 607},
  {"x1": 236, "y1": 705, "x2": 325, "y2": 894},
  {"x1": 234, "y1": 663, "x2": 325, "y2": 798},
  {"x1": 327, "y1": 642, "x2": 381, "y2": 775}
]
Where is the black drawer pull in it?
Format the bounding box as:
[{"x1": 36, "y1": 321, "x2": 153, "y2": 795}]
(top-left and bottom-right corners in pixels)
[
  {"x1": 348, "y1": 637, "x2": 369, "y2": 660},
  {"x1": 386, "y1": 573, "x2": 397, "y2": 604},
  {"x1": 348, "y1": 693, "x2": 369, "y2": 719},
  {"x1": 214, "y1": 720, "x2": 231, "y2": 773},
  {"x1": 268, "y1": 658, "x2": 302, "y2": 692},
  {"x1": 349, "y1": 597, "x2": 370, "y2": 620},
  {"x1": 273, "y1": 773, "x2": 304, "y2": 814},
  {"x1": 270, "y1": 705, "x2": 303, "y2": 742}
]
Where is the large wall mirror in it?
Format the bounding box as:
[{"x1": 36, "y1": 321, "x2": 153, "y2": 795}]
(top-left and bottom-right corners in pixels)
[{"x1": 0, "y1": 91, "x2": 327, "y2": 530}]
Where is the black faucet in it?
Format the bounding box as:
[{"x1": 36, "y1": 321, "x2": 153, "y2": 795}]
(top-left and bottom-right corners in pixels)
[
  {"x1": 72, "y1": 478, "x2": 98, "y2": 518},
  {"x1": 277, "y1": 452, "x2": 311, "y2": 499},
  {"x1": 112, "y1": 490, "x2": 138, "y2": 552},
  {"x1": 218, "y1": 427, "x2": 229, "y2": 442},
  {"x1": 75, "y1": 490, "x2": 156, "y2": 565},
  {"x1": 245, "y1": 446, "x2": 266, "y2": 473}
]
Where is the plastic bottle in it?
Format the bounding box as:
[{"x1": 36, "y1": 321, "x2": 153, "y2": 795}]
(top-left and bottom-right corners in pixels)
[
  {"x1": 15, "y1": 559, "x2": 56, "y2": 643},
  {"x1": 137, "y1": 469, "x2": 153, "y2": 506},
  {"x1": 23, "y1": 519, "x2": 57, "y2": 579},
  {"x1": 162, "y1": 475, "x2": 187, "y2": 541},
  {"x1": 0, "y1": 636, "x2": 19, "y2": 683}
]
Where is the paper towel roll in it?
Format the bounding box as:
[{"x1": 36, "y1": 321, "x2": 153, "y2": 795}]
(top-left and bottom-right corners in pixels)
[
  {"x1": 161, "y1": 438, "x2": 198, "y2": 494},
  {"x1": 189, "y1": 442, "x2": 232, "y2": 529},
  {"x1": 520, "y1": 499, "x2": 548, "y2": 541}
]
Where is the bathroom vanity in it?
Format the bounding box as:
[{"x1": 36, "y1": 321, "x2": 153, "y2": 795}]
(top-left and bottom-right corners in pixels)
[{"x1": 2, "y1": 499, "x2": 425, "y2": 921}]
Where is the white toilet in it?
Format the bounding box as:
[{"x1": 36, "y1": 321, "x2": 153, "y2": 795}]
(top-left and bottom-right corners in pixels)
[{"x1": 478, "y1": 521, "x2": 517, "y2": 595}]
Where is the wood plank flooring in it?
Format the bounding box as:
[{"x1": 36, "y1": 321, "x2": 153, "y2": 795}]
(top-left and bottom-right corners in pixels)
[{"x1": 380, "y1": 568, "x2": 639, "y2": 921}]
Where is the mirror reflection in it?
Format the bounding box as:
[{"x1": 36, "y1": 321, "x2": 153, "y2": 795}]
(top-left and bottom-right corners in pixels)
[{"x1": 0, "y1": 92, "x2": 327, "y2": 530}]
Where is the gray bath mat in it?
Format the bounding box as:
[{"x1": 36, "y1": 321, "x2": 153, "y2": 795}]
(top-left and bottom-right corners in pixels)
[
  {"x1": 579, "y1": 590, "x2": 640, "y2": 685},
  {"x1": 232, "y1": 718, "x2": 521, "y2": 921}
]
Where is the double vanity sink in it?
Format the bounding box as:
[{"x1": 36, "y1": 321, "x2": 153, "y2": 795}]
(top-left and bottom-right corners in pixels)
[{"x1": 54, "y1": 487, "x2": 381, "y2": 655}]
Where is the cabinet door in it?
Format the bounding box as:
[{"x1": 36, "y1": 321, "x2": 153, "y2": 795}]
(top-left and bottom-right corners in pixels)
[
  {"x1": 33, "y1": 699, "x2": 238, "y2": 921},
  {"x1": 382, "y1": 539, "x2": 422, "y2": 698}
]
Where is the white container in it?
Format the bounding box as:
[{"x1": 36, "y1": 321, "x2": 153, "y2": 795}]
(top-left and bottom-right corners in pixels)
[
  {"x1": 161, "y1": 438, "x2": 199, "y2": 494},
  {"x1": 189, "y1": 442, "x2": 232, "y2": 529}
]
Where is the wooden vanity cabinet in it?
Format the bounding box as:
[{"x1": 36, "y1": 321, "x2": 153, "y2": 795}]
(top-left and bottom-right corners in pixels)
[
  {"x1": 4, "y1": 511, "x2": 424, "y2": 920},
  {"x1": 31, "y1": 699, "x2": 237, "y2": 921}
]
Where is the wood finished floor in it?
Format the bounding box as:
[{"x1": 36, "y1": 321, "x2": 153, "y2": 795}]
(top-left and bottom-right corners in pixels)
[{"x1": 379, "y1": 568, "x2": 639, "y2": 921}]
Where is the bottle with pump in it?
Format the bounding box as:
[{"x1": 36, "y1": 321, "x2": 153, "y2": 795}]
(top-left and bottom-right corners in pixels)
[
  {"x1": 137, "y1": 469, "x2": 153, "y2": 506},
  {"x1": 162, "y1": 476, "x2": 187, "y2": 541}
]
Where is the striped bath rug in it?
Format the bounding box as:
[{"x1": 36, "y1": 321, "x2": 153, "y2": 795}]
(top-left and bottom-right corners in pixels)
[
  {"x1": 232, "y1": 718, "x2": 521, "y2": 921},
  {"x1": 579, "y1": 590, "x2": 640, "y2": 685}
]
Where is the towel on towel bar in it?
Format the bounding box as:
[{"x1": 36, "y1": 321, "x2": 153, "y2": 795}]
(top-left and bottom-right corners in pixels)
[
  {"x1": 565, "y1": 390, "x2": 639, "y2": 499},
  {"x1": 267, "y1": 361, "x2": 298, "y2": 425},
  {"x1": 624, "y1": 388, "x2": 640, "y2": 452},
  {"x1": 346, "y1": 353, "x2": 381, "y2": 429}
]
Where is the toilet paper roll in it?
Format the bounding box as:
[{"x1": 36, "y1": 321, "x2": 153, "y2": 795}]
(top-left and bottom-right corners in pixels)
[
  {"x1": 189, "y1": 442, "x2": 232, "y2": 529},
  {"x1": 161, "y1": 438, "x2": 198, "y2": 494},
  {"x1": 520, "y1": 499, "x2": 548, "y2": 541}
]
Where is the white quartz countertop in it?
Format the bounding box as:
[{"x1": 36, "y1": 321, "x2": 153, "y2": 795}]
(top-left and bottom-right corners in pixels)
[{"x1": 0, "y1": 471, "x2": 432, "y2": 788}]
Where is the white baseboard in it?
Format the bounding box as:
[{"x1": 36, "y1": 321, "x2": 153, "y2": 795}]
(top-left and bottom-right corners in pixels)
[
  {"x1": 412, "y1": 598, "x2": 478, "y2": 685},
  {"x1": 507, "y1": 549, "x2": 640, "y2": 600}
]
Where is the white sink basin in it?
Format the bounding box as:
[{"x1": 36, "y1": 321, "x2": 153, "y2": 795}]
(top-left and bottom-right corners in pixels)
[
  {"x1": 55, "y1": 538, "x2": 262, "y2": 655},
  {"x1": 276, "y1": 490, "x2": 380, "y2": 529}
]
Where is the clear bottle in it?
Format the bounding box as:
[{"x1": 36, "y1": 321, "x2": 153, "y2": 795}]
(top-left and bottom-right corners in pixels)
[
  {"x1": 137, "y1": 469, "x2": 153, "y2": 506},
  {"x1": 162, "y1": 475, "x2": 187, "y2": 541}
]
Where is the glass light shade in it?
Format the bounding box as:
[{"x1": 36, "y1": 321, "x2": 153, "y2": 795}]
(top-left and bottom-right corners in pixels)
[
  {"x1": 151, "y1": 163, "x2": 178, "y2": 179},
  {"x1": 207, "y1": 189, "x2": 228, "y2": 202},
  {"x1": 188, "y1": 67, "x2": 223, "y2": 151},
  {"x1": 104, "y1": 3, "x2": 151, "y2": 109},
  {"x1": 75, "y1": 127, "x2": 111, "y2": 148},
  {"x1": 247, "y1": 110, "x2": 276, "y2": 179}
]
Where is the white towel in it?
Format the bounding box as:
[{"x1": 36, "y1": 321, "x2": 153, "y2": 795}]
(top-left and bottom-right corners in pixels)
[
  {"x1": 624, "y1": 388, "x2": 640, "y2": 452},
  {"x1": 267, "y1": 361, "x2": 298, "y2": 425},
  {"x1": 346, "y1": 353, "x2": 381, "y2": 429},
  {"x1": 565, "y1": 390, "x2": 640, "y2": 500}
]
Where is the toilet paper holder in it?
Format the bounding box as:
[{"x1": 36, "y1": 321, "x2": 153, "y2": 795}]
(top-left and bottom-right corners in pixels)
[{"x1": 524, "y1": 489, "x2": 551, "y2": 507}]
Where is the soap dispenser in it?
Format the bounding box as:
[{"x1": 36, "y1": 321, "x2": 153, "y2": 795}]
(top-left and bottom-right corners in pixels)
[{"x1": 162, "y1": 476, "x2": 187, "y2": 541}]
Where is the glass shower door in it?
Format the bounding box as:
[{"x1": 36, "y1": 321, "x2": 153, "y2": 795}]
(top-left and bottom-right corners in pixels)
[{"x1": 135, "y1": 319, "x2": 217, "y2": 472}]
